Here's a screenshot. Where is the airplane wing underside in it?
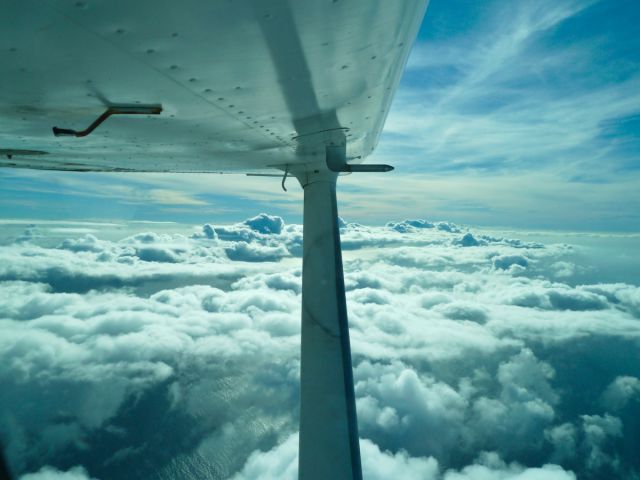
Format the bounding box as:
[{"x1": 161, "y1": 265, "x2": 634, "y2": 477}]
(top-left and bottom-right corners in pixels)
[{"x1": 0, "y1": 0, "x2": 428, "y2": 173}]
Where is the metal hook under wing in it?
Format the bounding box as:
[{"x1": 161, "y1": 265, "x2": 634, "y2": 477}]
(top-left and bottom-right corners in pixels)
[
  {"x1": 282, "y1": 165, "x2": 289, "y2": 191},
  {"x1": 53, "y1": 104, "x2": 162, "y2": 137}
]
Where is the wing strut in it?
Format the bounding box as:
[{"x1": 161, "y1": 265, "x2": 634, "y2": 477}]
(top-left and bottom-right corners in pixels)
[{"x1": 293, "y1": 146, "x2": 364, "y2": 480}]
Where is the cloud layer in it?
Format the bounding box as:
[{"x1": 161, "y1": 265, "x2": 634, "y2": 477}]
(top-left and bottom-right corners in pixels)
[{"x1": 1, "y1": 214, "x2": 638, "y2": 479}]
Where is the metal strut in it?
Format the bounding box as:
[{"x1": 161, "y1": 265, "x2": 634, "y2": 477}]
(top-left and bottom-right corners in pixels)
[
  {"x1": 294, "y1": 143, "x2": 392, "y2": 480},
  {"x1": 295, "y1": 164, "x2": 362, "y2": 480}
]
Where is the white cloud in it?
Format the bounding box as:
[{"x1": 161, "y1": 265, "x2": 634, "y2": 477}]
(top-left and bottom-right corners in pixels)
[
  {"x1": 468, "y1": 350, "x2": 558, "y2": 458},
  {"x1": 0, "y1": 216, "x2": 638, "y2": 478},
  {"x1": 601, "y1": 376, "x2": 640, "y2": 411},
  {"x1": 229, "y1": 434, "x2": 298, "y2": 480},
  {"x1": 580, "y1": 414, "x2": 623, "y2": 470},
  {"x1": 355, "y1": 361, "x2": 467, "y2": 459},
  {"x1": 19, "y1": 465, "x2": 95, "y2": 480},
  {"x1": 545, "y1": 423, "x2": 578, "y2": 463},
  {"x1": 492, "y1": 255, "x2": 529, "y2": 271},
  {"x1": 230, "y1": 433, "x2": 442, "y2": 480},
  {"x1": 232, "y1": 435, "x2": 577, "y2": 480},
  {"x1": 442, "y1": 452, "x2": 576, "y2": 480},
  {"x1": 360, "y1": 440, "x2": 439, "y2": 480}
]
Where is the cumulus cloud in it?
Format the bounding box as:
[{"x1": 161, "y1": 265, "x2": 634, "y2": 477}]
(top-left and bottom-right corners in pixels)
[
  {"x1": 242, "y1": 214, "x2": 285, "y2": 235},
  {"x1": 442, "y1": 452, "x2": 576, "y2": 480},
  {"x1": 231, "y1": 433, "x2": 441, "y2": 480},
  {"x1": 18, "y1": 466, "x2": 95, "y2": 480},
  {"x1": 1, "y1": 215, "x2": 639, "y2": 479},
  {"x1": 545, "y1": 423, "x2": 578, "y2": 464},
  {"x1": 229, "y1": 433, "x2": 298, "y2": 480},
  {"x1": 454, "y1": 233, "x2": 482, "y2": 248},
  {"x1": 493, "y1": 254, "x2": 528, "y2": 271},
  {"x1": 468, "y1": 349, "x2": 558, "y2": 458},
  {"x1": 232, "y1": 435, "x2": 577, "y2": 480},
  {"x1": 601, "y1": 376, "x2": 640, "y2": 411},
  {"x1": 580, "y1": 414, "x2": 623, "y2": 471},
  {"x1": 355, "y1": 361, "x2": 467, "y2": 459},
  {"x1": 387, "y1": 219, "x2": 436, "y2": 233}
]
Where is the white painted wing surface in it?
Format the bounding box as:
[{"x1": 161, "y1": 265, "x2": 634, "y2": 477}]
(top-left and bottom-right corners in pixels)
[{"x1": 0, "y1": 0, "x2": 428, "y2": 172}]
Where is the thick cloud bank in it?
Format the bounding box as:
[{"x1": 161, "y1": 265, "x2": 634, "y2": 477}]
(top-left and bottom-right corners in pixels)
[
  {"x1": 232, "y1": 434, "x2": 575, "y2": 480},
  {"x1": 1, "y1": 215, "x2": 638, "y2": 479}
]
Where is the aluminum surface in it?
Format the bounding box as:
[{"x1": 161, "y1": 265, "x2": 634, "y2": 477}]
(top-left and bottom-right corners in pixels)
[{"x1": 0, "y1": 0, "x2": 428, "y2": 172}]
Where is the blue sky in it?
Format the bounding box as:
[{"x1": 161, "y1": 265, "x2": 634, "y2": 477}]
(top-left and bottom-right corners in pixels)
[{"x1": 1, "y1": 0, "x2": 639, "y2": 231}]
